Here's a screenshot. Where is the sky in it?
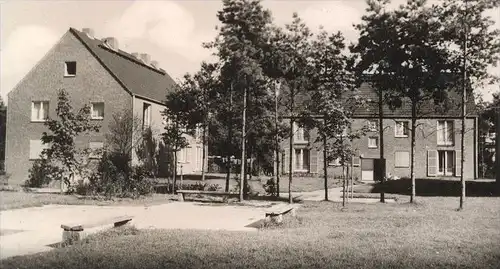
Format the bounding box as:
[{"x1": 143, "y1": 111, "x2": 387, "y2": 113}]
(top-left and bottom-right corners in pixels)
[{"x1": 1, "y1": 0, "x2": 499, "y2": 104}]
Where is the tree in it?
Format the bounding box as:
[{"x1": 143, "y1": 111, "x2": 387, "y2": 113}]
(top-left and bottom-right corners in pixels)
[
  {"x1": 205, "y1": 0, "x2": 274, "y2": 201},
  {"x1": 435, "y1": 0, "x2": 500, "y2": 209},
  {"x1": 162, "y1": 83, "x2": 198, "y2": 194},
  {"x1": 266, "y1": 13, "x2": 313, "y2": 203},
  {"x1": 300, "y1": 28, "x2": 360, "y2": 202},
  {"x1": 478, "y1": 92, "x2": 499, "y2": 178},
  {"x1": 41, "y1": 89, "x2": 100, "y2": 192},
  {"x1": 351, "y1": 0, "x2": 453, "y2": 203}
]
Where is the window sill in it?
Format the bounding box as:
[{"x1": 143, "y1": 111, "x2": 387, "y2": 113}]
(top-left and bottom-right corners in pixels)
[
  {"x1": 395, "y1": 166, "x2": 410, "y2": 168},
  {"x1": 64, "y1": 75, "x2": 76, "y2": 78},
  {"x1": 91, "y1": 117, "x2": 104, "y2": 121},
  {"x1": 293, "y1": 169, "x2": 309, "y2": 173},
  {"x1": 31, "y1": 120, "x2": 47, "y2": 123},
  {"x1": 368, "y1": 146, "x2": 378, "y2": 149},
  {"x1": 294, "y1": 140, "x2": 308, "y2": 144},
  {"x1": 395, "y1": 135, "x2": 409, "y2": 138},
  {"x1": 437, "y1": 143, "x2": 454, "y2": 147}
]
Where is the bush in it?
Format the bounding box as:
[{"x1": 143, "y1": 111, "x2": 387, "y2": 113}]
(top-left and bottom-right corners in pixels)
[
  {"x1": 154, "y1": 182, "x2": 221, "y2": 194},
  {"x1": 263, "y1": 178, "x2": 277, "y2": 196},
  {"x1": 232, "y1": 176, "x2": 255, "y2": 197},
  {"x1": 25, "y1": 159, "x2": 63, "y2": 188}
]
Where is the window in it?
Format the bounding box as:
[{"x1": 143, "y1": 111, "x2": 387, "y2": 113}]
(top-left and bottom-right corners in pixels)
[
  {"x1": 395, "y1": 121, "x2": 409, "y2": 137},
  {"x1": 29, "y1": 140, "x2": 49, "y2": 160},
  {"x1": 294, "y1": 148, "x2": 310, "y2": 172},
  {"x1": 368, "y1": 136, "x2": 378, "y2": 148},
  {"x1": 294, "y1": 122, "x2": 309, "y2": 143},
  {"x1": 178, "y1": 147, "x2": 189, "y2": 163},
  {"x1": 395, "y1": 151, "x2": 410, "y2": 168},
  {"x1": 437, "y1": 120, "x2": 454, "y2": 146},
  {"x1": 64, "y1": 61, "x2": 76, "y2": 77},
  {"x1": 143, "y1": 103, "x2": 151, "y2": 127},
  {"x1": 91, "y1": 102, "x2": 104, "y2": 120},
  {"x1": 437, "y1": 150, "x2": 454, "y2": 176},
  {"x1": 31, "y1": 101, "x2": 49, "y2": 122},
  {"x1": 89, "y1": 142, "x2": 104, "y2": 159},
  {"x1": 367, "y1": 120, "x2": 378, "y2": 132}
]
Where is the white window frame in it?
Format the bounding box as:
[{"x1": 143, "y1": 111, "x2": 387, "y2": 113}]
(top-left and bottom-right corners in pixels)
[
  {"x1": 64, "y1": 61, "x2": 77, "y2": 77},
  {"x1": 143, "y1": 103, "x2": 152, "y2": 127},
  {"x1": 437, "y1": 120, "x2": 454, "y2": 146},
  {"x1": 437, "y1": 150, "x2": 455, "y2": 176},
  {"x1": 91, "y1": 102, "x2": 104, "y2": 120},
  {"x1": 395, "y1": 121, "x2": 409, "y2": 137},
  {"x1": 293, "y1": 122, "x2": 308, "y2": 143},
  {"x1": 368, "y1": 120, "x2": 378, "y2": 132},
  {"x1": 368, "y1": 136, "x2": 378, "y2": 148},
  {"x1": 31, "y1": 101, "x2": 49, "y2": 122},
  {"x1": 293, "y1": 148, "x2": 309, "y2": 172},
  {"x1": 395, "y1": 151, "x2": 410, "y2": 168},
  {"x1": 178, "y1": 147, "x2": 190, "y2": 163},
  {"x1": 89, "y1": 142, "x2": 104, "y2": 159}
]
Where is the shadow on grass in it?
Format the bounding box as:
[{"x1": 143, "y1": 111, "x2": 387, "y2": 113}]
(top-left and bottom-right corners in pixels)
[{"x1": 359, "y1": 178, "x2": 500, "y2": 197}]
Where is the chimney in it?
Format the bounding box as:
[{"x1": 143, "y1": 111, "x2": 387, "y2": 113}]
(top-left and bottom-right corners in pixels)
[
  {"x1": 140, "y1": 53, "x2": 151, "y2": 65},
  {"x1": 131, "y1": 52, "x2": 139, "y2": 58},
  {"x1": 102, "y1": 37, "x2": 119, "y2": 51},
  {"x1": 82, "y1": 28, "x2": 95, "y2": 38},
  {"x1": 151, "y1": 60, "x2": 159, "y2": 68}
]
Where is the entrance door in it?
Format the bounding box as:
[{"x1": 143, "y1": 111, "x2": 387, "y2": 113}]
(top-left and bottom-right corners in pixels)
[
  {"x1": 438, "y1": 150, "x2": 454, "y2": 176},
  {"x1": 361, "y1": 158, "x2": 374, "y2": 181}
]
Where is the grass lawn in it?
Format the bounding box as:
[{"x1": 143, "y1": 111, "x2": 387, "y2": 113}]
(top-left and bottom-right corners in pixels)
[
  {"x1": 0, "y1": 191, "x2": 177, "y2": 211},
  {"x1": 3, "y1": 196, "x2": 499, "y2": 269}
]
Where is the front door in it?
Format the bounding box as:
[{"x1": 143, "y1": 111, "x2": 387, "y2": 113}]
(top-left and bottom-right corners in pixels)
[{"x1": 361, "y1": 158, "x2": 374, "y2": 181}]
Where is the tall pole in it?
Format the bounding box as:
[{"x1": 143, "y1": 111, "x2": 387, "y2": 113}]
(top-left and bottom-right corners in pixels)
[
  {"x1": 379, "y1": 87, "x2": 385, "y2": 203},
  {"x1": 459, "y1": 0, "x2": 468, "y2": 210},
  {"x1": 275, "y1": 81, "x2": 281, "y2": 197},
  {"x1": 239, "y1": 86, "x2": 247, "y2": 202}
]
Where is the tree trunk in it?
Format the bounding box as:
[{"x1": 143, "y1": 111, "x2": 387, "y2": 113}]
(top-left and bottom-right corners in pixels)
[
  {"x1": 239, "y1": 87, "x2": 247, "y2": 202},
  {"x1": 410, "y1": 103, "x2": 417, "y2": 203},
  {"x1": 460, "y1": 4, "x2": 468, "y2": 210},
  {"x1": 350, "y1": 157, "x2": 354, "y2": 199},
  {"x1": 225, "y1": 82, "x2": 234, "y2": 193},
  {"x1": 288, "y1": 89, "x2": 295, "y2": 204},
  {"x1": 323, "y1": 134, "x2": 328, "y2": 201},
  {"x1": 173, "y1": 150, "x2": 177, "y2": 195},
  {"x1": 379, "y1": 88, "x2": 385, "y2": 203},
  {"x1": 342, "y1": 165, "x2": 346, "y2": 207},
  {"x1": 201, "y1": 124, "x2": 206, "y2": 181},
  {"x1": 275, "y1": 87, "x2": 280, "y2": 198}
]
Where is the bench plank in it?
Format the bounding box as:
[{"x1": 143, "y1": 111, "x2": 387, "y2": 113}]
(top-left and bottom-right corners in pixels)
[{"x1": 61, "y1": 215, "x2": 133, "y2": 231}]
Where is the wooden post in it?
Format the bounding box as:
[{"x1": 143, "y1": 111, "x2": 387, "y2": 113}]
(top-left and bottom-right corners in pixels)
[{"x1": 180, "y1": 163, "x2": 183, "y2": 189}]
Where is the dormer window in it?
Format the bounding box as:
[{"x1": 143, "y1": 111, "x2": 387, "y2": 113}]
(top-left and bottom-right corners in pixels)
[{"x1": 64, "y1": 61, "x2": 76, "y2": 77}]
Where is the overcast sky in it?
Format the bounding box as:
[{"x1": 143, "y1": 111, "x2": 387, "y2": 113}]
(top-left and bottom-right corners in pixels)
[{"x1": 1, "y1": 0, "x2": 499, "y2": 104}]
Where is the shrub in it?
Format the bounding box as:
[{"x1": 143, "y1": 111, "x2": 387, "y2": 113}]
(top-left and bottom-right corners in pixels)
[
  {"x1": 154, "y1": 182, "x2": 221, "y2": 194},
  {"x1": 25, "y1": 159, "x2": 63, "y2": 188},
  {"x1": 263, "y1": 178, "x2": 277, "y2": 196},
  {"x1": 232, "y1": 176, "x2": 254, "y2": 197}
]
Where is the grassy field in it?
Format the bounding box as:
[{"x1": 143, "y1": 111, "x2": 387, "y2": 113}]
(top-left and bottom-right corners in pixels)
[
  {"x1": 0, "y1": 191, "x2": 177, "y2": 211},
  {"x1": 2, "y1": 196, "x2": 499, "y2": 269}
]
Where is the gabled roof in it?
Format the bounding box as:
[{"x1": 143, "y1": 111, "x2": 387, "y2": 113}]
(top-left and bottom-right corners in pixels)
[
  {"x1": 70, "y1": 28, "x2": 177, "y2": 103},
  {"x1": 352, "y1": 82, "x2": 477, "y2": 118}
]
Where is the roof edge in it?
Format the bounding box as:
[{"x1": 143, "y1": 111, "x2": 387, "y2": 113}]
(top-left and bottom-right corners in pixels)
[{"x1": 69, "y1": 27, "x2": 133, "y2": 98}]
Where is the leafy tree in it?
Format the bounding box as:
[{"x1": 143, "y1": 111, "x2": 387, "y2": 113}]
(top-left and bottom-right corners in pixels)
[
  {"x1": 351, "y1": 0, "x2": 453, "y2": 203},
  {"x1": 300, "y1": 28, "x2": 360, "y2": 202},
  {"x1": 205, "y1": 0, "x2": 274, "y2": 201},
  {"x1": 41, "y1": 89, "x2": 100, "y2": 192},
  {"x1": 162, "y1": 83, "x2": 198, "y2": 194},
  {"x1": 478, "y1": 92, "x2": 499, "y2": 178},
  {"x1": 434, "y1": 0, "x2": 500, "y2": 209},
  {"x1": 266, "y1": 13, "x2": 313, "y2": 203}
]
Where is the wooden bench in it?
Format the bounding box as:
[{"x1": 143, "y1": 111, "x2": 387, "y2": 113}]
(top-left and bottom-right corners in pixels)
[
  {"x1": 176, "y1": 190, "x2": 236, "y2": 202},
  {"x1": 60, "y1": 215, "x2": 133, "y2": 245},
  {"x1": 265, "y1": 205, "x2": 297, "y2": 224}
]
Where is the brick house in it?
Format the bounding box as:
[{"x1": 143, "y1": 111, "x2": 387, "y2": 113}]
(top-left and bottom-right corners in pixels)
[
  {"x1": 280, "y1": 82, "x2": 478, "y2": 181},
  {"x1": 5, "y1": 27, "x2": 206, "y2": 185}
]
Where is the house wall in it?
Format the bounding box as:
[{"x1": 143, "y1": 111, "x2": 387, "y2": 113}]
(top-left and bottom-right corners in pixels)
[
  {"x1": 280, "y1": 117, "x2": 477, "y2": 180},
  {"x1": 132, "y1": 96, "x2": 207, "y2": 175},
  {"x1": 5, "y1": 31, "x2": 131, "y2": 185}
]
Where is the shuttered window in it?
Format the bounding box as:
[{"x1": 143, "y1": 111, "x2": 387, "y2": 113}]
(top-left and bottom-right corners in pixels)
[
  {"x1": 395, "y1": 151, "x2": 410, "y2": 168},
  {"x1": 427, "y1": 150, "x2": 438, "y2": 177}
]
